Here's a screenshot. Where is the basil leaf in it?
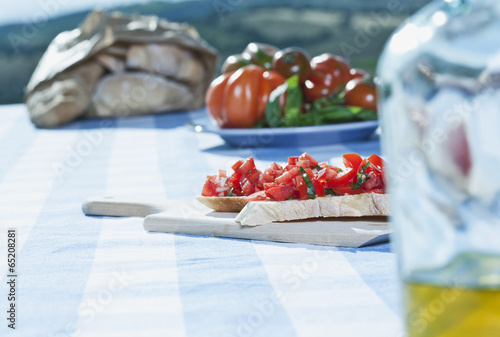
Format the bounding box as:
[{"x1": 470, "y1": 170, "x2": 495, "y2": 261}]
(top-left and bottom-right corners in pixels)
[
  {"x1": 227, "y1": 188, "x2": 234, "y2": 196},
  {"x1": 265, "y1": 81, "x2": 288, "y2": 127},
  {"x1": 265, "y1": 79, "x2": 377, "y2": 128},
  {"x1": 352, "y1": 160, "x2": 371, "y2": 190},
  {"x1": 284, "y1": 75, "x2": 304, "y2": 127},
  {"x1": 299, "y1": 166, "x2": 316, "y2": 199},
  {"x1": 313, "y1": 92, "x2": 345, "y2": 110},
  {"x1": 346, "y1": 106, "x2": 378, "y2": 121},
  {"x1": 253, "y1": 118, "x2": 268, "y2": 128},
  {"x1": 324, "y1": 188, "x2": 337, "y2": 196}
]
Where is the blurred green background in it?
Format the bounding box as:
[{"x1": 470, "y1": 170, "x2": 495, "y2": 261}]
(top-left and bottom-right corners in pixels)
[{"x1": 0, "y1": 0, "x2": 432, "y2": 104}]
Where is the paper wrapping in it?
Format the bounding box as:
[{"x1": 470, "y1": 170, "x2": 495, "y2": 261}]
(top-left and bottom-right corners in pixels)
[{"x1": 25, "y1": 10, "x2": 218, "y2": 127}]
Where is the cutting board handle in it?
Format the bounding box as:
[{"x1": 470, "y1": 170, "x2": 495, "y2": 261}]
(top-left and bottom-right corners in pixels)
[{"x1": 82, "y1": 196, "x2": 171, "y2": 217}]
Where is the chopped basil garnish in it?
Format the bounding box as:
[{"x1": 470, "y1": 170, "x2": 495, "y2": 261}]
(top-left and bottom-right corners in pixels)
[
  {"x1": 313, "y1": 165, "x2": 321, "y2": 170},
  {"x1": 352, "y1": 161, "x2": 370, "y2": 190},
  {"x1": 299, "y1": 166, "x2": 316, "y2": 199},
  {"x1": 227, "y1": 188, "x2": 234, "y2": 196},
  {"x1": 337, "y1": 168, "x2": 343, "y2": 173},
  {"x1": 324, "y1": 188, "x2": 337, "y2": 195}
]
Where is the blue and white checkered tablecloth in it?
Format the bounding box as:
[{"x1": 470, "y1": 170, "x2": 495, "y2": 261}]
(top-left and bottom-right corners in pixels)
[{"x1": 0, "y1": 104, "x2": 403, "y2": 337}]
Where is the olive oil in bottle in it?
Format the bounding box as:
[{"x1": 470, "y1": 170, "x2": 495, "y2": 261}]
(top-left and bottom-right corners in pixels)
[{"x1": 405, "y1": 282, "x2": 500, "y2": 337}]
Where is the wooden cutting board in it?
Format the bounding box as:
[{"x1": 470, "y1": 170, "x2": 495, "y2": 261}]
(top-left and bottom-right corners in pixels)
[{"x1": 82, "y1": 196, "x2": 390, "y2": 248}]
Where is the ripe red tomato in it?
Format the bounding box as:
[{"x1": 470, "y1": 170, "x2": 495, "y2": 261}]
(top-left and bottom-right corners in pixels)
[
  {"x1": 302, "y1": 70, "x2": 339, "y2": 102},
  {"x1": 344, "y1": 79, "x2": 377, "y2": 112},
  {"x1": 205, "y1": 65, "x2": 286, "y2": 128},
  {"x1": 349, "y1": 68, "x2": 368, "y2": 81},
  {"x1": 272, "y1": 47, "x2": 311, "y2": 83},
  {"x1": 310, "y1": 53, "x2": 351, "y2": 90}
]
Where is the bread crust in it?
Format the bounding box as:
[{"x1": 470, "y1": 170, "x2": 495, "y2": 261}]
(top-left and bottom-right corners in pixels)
[
  {"x1": 234, "y1": 193, "x2": 389, "y2": 226},
  {"x1": 197, "y1": 193, "x2": 389, "y2": 225},
  {"x1": 195, "y1": 196, "x2": 249, "y2": 212}
]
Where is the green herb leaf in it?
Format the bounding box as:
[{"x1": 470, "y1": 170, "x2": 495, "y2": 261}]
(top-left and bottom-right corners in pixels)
[
  {"x1": 345, "y1": 106, "x2": 378, "y2": 121},
  {"x1": 227, "y1": 188, "x2": 234, "y2": 197},
  {"x1": 352, "y1": 160, "x2": 371, "y2": 190},
  {"x1": 265, "y1": 79, "x2": 378, "y2": 128},
  {"x1": 253, "y1": 118, "x2": 268, "y2": 128},
  {"x1": 283, "y1": 75, "x2": 304, "y2": 127},
  {"x1": 299, "y1": 166, "x2": 316, "y2": 199},
  {"x1": 337, "y1": 168, "x2": 343, "y2": 173},
  {"x1": 265, "y1": 81, "x2": 288, "y2": 127},
  {"x1": 324, "y1": 188, "x2": 337, "y2": 195}
]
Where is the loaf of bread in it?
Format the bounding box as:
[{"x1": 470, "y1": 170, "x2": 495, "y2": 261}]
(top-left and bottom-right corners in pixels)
[{"x1": 25, "y1": 10, "x2": 218, "y2": 127}]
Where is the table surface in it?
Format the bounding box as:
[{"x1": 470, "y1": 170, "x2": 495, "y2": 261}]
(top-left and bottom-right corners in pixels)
[{"x1": 0, "y1": 104, "x2": 403, "y2": 337}]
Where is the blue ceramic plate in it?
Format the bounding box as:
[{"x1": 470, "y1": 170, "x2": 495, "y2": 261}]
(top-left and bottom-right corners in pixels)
[{"x1": 193, "y1": 121, "x2": 379, "y2": 147}]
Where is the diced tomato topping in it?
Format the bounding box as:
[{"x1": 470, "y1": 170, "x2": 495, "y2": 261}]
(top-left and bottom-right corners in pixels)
[
  {"x1": 261, "y1": 171, "x2": 275, "y2": 183},
  {"x1": 316, "y1": 168, "x2": 338, "y2": 182},
  {"x1": 247, "y1": 169, "x2": 261, "y2": 184},
  {"x1": 288, "y1": 156, "x2": 299, "y2": 165},
  {"x1": 256, "y1": 171, "x2": 273, "y2": 189},
  {"x1": 333, "y1": 185, "x2": 359, "y2": 195},
  {"x1": 367, "y1": 154, "x2": 384, "y2": 173},
  {"x1": 244, "y1": 191, "x2": 268, "y2": 201},
  {"x1": 299, "y1": 153, "x2": 319, "y2": 167},
  {"x1": 232, "y1": 160, "x2": 244, "y2": 171},
  {"x1": 201, "y1": 153, "x2": 385, "y2": 199},
  {"x1": 239, "y1": 157, "x2": 256, "y2": 175},
  {"x1": 296, "y1": 159, "x2": 310, "y2": 168},
  {"x1": 284, "y1": 164, "x2": 298, "y2": 171},
  {"x1": 201, "y1": 179, "x2": 218, "y2": 196},
  {"x1": 231, "y1": 170, "x2": 242, "y2": 186},
  {"x1": 266, "y1": 185, "x2": 294, "y2": 201},
  {"x1": 364, "y1": 175, "x2": 384, "y2": 191},
  {"x1": 295, "y1": 175, "x2": 309, "y2": 200},
  {"x1": 328, "y1": 168, "x2": 356, "y2": 187},
  {"x1": 358, "y1": 158, "x2": 369, "y2": 174},
  {"x1": 270, "y1": 162, "x2": 284, "y2": 175},
  {"x1": 232, "y1": 187, "x2": 244, "y2": 196},
  {"x1": 343, "y1": 153, "x2": 363, "y2": 170},
  {"x1": 275, "y1": 167, "x2": 300, "y2": 185},
  {"x1": 263, "y1": 182, "x2": 279, "y2": 189},
  {"x1": 313, "y1": 180, "x2": 325, "y2": 197},
  {"x1": 242, "y1": 179, "x2": 255, "y2": 196},
  {"x1": 305, "y1": 168, "x2": 314, "y2": 180}
]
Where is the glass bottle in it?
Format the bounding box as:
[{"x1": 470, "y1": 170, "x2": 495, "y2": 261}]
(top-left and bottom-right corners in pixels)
[{"x1": 377, "y1": 0, "x2": 500, "y2": 336}]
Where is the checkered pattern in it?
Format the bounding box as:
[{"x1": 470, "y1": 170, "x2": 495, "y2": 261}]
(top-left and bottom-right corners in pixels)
[{"x1": 0, "y1": 105, "x2": 403, "y2": 336}]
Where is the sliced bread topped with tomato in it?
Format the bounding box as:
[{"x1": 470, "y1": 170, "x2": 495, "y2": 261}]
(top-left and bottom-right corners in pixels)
[{"x1": 198, "y1": 152, "x2": 388, "y2": 224}]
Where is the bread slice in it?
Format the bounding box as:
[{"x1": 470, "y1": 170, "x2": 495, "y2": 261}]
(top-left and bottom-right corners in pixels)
[
  {"x1": 195, "y1": 196, "x2": 248, "y2": 212},
  {"x1": 234, "y1": 193, "x2": 388, "y2": 226}
]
